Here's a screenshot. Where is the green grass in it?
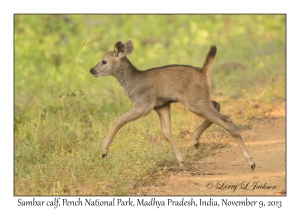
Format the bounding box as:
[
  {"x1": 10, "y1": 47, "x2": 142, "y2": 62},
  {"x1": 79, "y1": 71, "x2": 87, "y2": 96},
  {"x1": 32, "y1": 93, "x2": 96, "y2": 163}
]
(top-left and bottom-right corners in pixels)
[{"x1": 14, "y1": 14, "x2": 285, "y2": 195}]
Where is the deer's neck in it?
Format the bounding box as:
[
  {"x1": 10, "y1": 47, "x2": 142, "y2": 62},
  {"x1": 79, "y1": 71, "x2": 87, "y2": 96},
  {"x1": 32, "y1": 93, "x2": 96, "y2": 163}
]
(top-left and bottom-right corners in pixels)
[{"x1": 113, "y1": 57, "x2": 139, "y2": 90}]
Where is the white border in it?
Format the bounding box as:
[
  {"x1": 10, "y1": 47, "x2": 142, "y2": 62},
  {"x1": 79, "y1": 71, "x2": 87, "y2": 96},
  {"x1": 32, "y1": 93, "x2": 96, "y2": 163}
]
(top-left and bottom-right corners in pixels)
[{"x1": 2, "y1": 0, "x2": 298, "y2": 209}]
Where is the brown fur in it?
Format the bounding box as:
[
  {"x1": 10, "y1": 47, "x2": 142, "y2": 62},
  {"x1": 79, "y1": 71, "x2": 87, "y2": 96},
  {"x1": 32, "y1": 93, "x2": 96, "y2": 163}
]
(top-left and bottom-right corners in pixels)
[{"x1": 90, "y1": 39, "x2": 255, "y2": 171}]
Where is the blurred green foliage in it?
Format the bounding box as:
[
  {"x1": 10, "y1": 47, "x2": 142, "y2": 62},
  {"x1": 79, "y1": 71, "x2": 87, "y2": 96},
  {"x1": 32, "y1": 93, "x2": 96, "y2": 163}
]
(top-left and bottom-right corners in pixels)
[{"x1": 14, "y1": 14, "x2": 285, "y2": 195}]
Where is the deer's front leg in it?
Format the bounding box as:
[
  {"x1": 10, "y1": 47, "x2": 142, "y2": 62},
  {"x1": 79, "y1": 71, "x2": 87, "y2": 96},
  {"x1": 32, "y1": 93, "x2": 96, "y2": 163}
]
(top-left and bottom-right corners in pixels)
[
  {"x1": 155, "y1": 104, "x2": 185, "y2": 169},
  {"x1": 102, "y1": 107, "x2": 150, "y2": 158}
]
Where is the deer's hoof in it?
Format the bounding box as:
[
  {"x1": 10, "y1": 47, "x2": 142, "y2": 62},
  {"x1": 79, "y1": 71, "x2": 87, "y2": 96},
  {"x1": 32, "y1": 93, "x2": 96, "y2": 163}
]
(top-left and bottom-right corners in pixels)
[
  {"x1": 179, "y1": 161, "x2": 186, "y2": 171},
  {"x1": 102, "y1": 154, "x2": 107, "y2": 158},
  {"x1": 194, "y1": 143, "x2": 199, "y2": 149},
  {"x1": 251, "y1": 163, "x2": 256, "y2": 171}
]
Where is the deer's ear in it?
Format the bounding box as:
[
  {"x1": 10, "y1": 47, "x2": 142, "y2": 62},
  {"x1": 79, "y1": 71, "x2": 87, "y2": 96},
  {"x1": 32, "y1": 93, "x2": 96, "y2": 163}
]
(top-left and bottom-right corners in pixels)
[
  {"x1": 114, "y1": 40, "x2": 127, "y2": 57},
  {"x1": 125, "y1": 39, "x2": 134, "y2": 55}
]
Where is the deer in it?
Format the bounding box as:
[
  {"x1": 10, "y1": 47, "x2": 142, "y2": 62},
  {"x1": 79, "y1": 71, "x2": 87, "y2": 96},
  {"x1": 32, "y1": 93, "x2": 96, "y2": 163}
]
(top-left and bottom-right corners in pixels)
[{"x1": 90, "y1": 39, "x2": 255, "y2": 171}]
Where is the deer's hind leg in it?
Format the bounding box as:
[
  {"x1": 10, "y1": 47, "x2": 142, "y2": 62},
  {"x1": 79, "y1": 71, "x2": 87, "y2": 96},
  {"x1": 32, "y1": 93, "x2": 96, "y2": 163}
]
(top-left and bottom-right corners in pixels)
[
  {"x1": 186, "y1": 101, "x2": 255, "y2": 171},
  {"x1": 192, "y1": 100, "x2": 220, "y2": 148}
]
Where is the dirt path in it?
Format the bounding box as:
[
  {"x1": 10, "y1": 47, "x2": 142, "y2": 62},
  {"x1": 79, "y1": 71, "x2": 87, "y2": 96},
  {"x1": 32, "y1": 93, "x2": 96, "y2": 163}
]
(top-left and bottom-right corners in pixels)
[{"x1": 135, "y1": 105, "x2": 286, "y2": 196}]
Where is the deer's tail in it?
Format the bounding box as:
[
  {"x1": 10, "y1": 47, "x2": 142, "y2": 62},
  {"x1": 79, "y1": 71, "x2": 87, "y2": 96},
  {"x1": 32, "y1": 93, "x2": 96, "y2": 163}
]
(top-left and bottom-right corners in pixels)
[{"x1": 202, "y1": 45, "x2": 217, "y2": 72}]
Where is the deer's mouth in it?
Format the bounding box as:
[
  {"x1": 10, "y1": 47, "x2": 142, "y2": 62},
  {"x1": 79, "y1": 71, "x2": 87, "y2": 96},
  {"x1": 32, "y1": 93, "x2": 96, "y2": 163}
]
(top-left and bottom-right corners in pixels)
[{"x1": 91, "y1": 73, "x2": 99, "y2": 77}]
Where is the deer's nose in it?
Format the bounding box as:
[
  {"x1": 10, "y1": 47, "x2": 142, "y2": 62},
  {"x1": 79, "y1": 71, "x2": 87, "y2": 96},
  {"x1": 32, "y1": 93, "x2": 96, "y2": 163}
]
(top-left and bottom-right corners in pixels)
[{"x1": 90, "y1": 68, "x2": 95, "y2": 74}]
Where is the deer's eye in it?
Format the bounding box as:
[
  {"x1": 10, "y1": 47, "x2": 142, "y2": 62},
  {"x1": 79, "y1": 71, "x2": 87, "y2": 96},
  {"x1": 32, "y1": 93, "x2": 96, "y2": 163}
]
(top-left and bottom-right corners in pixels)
[{"x1": 102, "y1": 60, "x2": 107, "y2": 65}]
